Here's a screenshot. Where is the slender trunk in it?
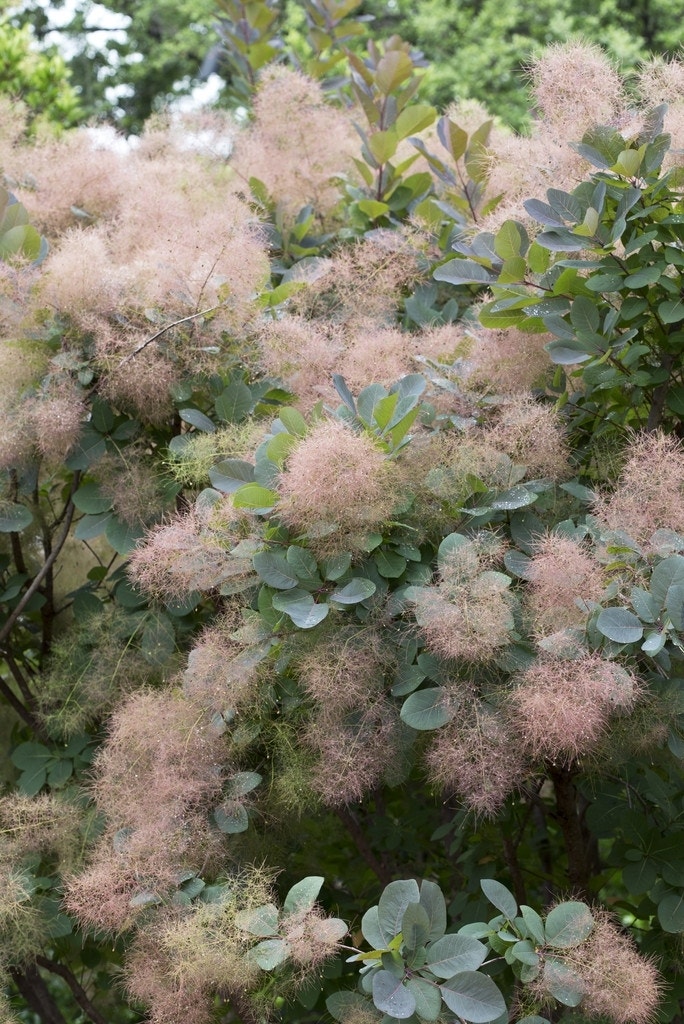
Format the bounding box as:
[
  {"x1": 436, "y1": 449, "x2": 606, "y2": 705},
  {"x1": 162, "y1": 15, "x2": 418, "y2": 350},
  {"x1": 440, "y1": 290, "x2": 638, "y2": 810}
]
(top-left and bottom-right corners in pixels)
[
  {"x1": 10, "y1": 964, "x2": 68, "y2": 1024},
  {"x1": 646, "y1": 353, "x2": 675, "y2": 432},
  {"x1": 335, "y1": 806, "x2": 393, "y2": 886},
  {"x1": 548, "y1": 767, "x2": 593, "y2": 898}
]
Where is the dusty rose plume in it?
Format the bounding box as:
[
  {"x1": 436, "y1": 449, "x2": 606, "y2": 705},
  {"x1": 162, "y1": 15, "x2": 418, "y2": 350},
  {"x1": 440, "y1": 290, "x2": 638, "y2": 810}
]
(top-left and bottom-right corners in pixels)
[
  {"x1": 413, "y1": 556, "x2": 514, "y2": 664},
  {"x1": 277, "y1": 419, "x2": 400, "y2": 553},
  {"x1": 508, "y1": 654, "x2": 641, "y2": 763},
  {"x1": 65, "y1": 691, "x2": 228, "y2": 934},
  {"x1": 528, "y1": 40, "x2": 626, "y2": 136},
  {"x1": 425, "y1": 705, "x2": 527, "y2": 816},
  {"x1": 536, "y1": 911, "x2": 663, "y2": 1024},
  {"x1": 304, "y1": 698, "x2": 399, "y2": 806},
  {"x1": 129, "y1": 504, "x2": 253, "y2": 599},
  {"x1": 483, "y1": 396, "x2": 569, "y2": 480},
  {"x1": 232, "y1": 66, "x2": 357, "y2": 220},
  {"x1": 592, "y1": 431, "x2": 684, "y2": 549},
  {"x1": 183, "y1": 616, "x2": 264, "y2": 714},
  {"x1": 527, "y1": 533, "x2": 604, "y2": 635}
]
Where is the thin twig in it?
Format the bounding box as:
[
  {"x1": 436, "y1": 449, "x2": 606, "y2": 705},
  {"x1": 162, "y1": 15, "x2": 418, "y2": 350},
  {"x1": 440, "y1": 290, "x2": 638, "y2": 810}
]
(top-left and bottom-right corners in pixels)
[
  {"x1": 335, "y1": 806, "x2": 393, "y2": 886},
  {"x1": 0, "y1": 471, "x2": 81, "y2": 647},
  {"x1": 0, "y1": 674, "x2": 41, "y2": 732},
  {"x1": 35, "y1": 956, "x2": 108, "y2": 1024},
  {"x1": 115, "y1": 305, "x2": 222, "y2": 369},
  {"x1": 4, "y1": 651, "x2": 36, "y2": 710}
]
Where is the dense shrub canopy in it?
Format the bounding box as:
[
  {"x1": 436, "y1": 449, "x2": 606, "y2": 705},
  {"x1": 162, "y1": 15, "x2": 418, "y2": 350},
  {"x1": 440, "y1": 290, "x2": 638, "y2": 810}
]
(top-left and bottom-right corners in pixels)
[{"x1": 0, "y1": 19, "x2": 684, "y2": 1024}]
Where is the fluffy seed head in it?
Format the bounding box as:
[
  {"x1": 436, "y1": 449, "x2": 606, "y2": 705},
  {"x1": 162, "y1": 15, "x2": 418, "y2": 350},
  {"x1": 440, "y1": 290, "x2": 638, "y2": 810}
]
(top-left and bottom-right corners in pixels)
[
  {"x1": 548, "y1": 912, "x2": 663, "y2": 1024},
  {"x1": 129, "y1": 505, "x2": 253, "y2": 599},
  {"x1": 468, "y1": 325, "x2": 554, "y2": 394},
  {"x1": 484, "y1": 396, "x2": 569, "y2": 479},
  {"x1": 592, "y1": 432, "x2": 684, "y2": 549},
  {"x1": 277, "y1": 420, "x2": 400, "y2": 551},
  {"x1": 231, "y1": 66, "x2": 357, "y2": 219},
  {"x1": 304, "y1": 699, "x2": 399, "y2": 806},
  {"x1": 413, "y1": 572, "x2": 514, "y2": 663},
  {"x1": 527, "y1": 534, "x2": 605, "y2": 635},
  {"x1": 508, "y1": 654, "x2": 642, "y2": 763},
  {"x1": 425, "y1": 707, "x2": 527, "y2": 816},
  {"x1": 529, "y1": 40, "x2": 626, "y2": 135},
  {"x1": 296, "y1": 627, "x2": 389, "y2": 716}
]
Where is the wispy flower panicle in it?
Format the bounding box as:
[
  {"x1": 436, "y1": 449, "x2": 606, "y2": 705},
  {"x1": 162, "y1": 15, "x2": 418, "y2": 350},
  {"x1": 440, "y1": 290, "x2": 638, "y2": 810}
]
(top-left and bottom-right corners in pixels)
[
  {"x1": 507, "y1": 654, "x2": 642, "y2": 764},
  {"x1": 277, "y1": 419, "x2": 401, "y2": 554},
  {"x1": 527, "y1": 533, "x2": 605, "y2": 635},
  {"x1": 592, "y1": 432, "x2": 684, "y2": 549},
  {"x1": 425, "y1": 705, "x2": 527, "y2": 816}
]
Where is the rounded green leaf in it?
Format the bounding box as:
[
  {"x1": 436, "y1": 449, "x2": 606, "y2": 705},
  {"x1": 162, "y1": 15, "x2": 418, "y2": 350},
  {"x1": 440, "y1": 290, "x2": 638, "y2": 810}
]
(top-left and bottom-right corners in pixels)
[
  {"x1": 400, "y1": 688, "x2": 453, "y2": 731},
  {"x1": 439, "y1": 971, "x2": 507, "y2": 1022},
  {"x1": 129, "y1": 891, "x2": 163, "y2": 908},
  {"x1": 233, "y1": 484, "x2": 279, "y2": 512},
  {"x1": 372, "y1": 970, "x2": 416, "y2": 1019},
  {"x1": 286, "y1": 545, "x2": 320, "y2": 583},
  {"x1": 251, "y1": 937, "x2": 290, "y2": 970},
  {"x1": 658, "y1": 299, "x2": 684, "y2": 324},
  {"x1": 235, "y1": 903, "x2": 279, "y2": 937},
  {"x1": 11, "y1": 742, "x2": 51, "y2": 771},
  {"x1": 490, "y1": 486, "x2": 537, "y2": 510},
  {"x1": 72, "y1": 483, "x2": 113, "y2": 515},
  {"x1": 214, "y1": 803, "x2": 249, "y2": 834},
  {"x1": 105, "y1": 515, "x2": 144, "y2": 555},
  {"x1": 326, "y1": 993, "x2": 370, "y2": 1023},
  {"x1": 378, "y1": 879, "x2": 420, "y2": 944},
  {"x1": 179, "y1": 407, "x2": 216, "y2": 432},
  {"x1": 419, "y1": 879, "x2": 447, "y2": 943},
  {"x1": 406, "y1": 977, "x2": 442, "y2": 1021},
  {"x1": 271, "y1": 589, "x2": 329, "y2": 628},
  {"x1": 253, "y1": 551, "x2": 299, "y2": 589},
  {"x1": 47, "y1": 760, "x2": 73, "y2": 788},
  {"x1": 209, "y1": 459, "x2": 255, "y2": 493},
  {"x1": 544, "y1": 902, "x2": 594, "y2": 948},
  {"x1": 215, "y1": 382, "x2": 252, "y2": 423},
  {"x1": 74, "y1": 511, "x2": 114, "y2": 541},
  {"x1": 330, "y1": 578, "x2": 376, "y2": 604},
  {"x1": 402, "y1": 901, "x2": 430, "y2": 951},
  {"x1": 227, "y1": 771, "x2": 262, "y2": 798},
  {"x1": 480, "y1": 879, "x2": 517, "y2": 920},
  {"x1": 361, "y1": 905, "x2": 386, "y2": 949},
  {"x1": 0, "y1": 504, "x2": 33, "y2": 532},
  {"x1": 284, "y1": 876, "x2": 324, "y2": 916},
  {"x1": 375, "y1": 549, "x2": 407, "y2": 579},
  {"x1": 596, "y1": 607, "x2": 644, "y2": 644},
  {"x1": 437, "y1": 533, "x2": 471, "y2": 568},
  {"x1": 426, "y1": 934, "x2": 487, "y2": 978},
  {"x1": 658, "y1": 893, "x2": 684, "y2": 933},
  {"x1": 541, "y1": 959, "x2": 584, "y2": 1006},
  {"x1": 651, "y1": 556, "x2": 684, "y2": 606}
]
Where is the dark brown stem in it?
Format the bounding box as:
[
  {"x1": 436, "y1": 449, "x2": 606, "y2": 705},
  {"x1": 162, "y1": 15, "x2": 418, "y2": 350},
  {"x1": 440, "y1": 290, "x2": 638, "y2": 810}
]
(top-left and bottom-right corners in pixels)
[
  {"x1": 0, "y1": 672, "x2": 44, "y2": 733},
  {"x1": 646, "y1": 352, "x2": 676, "y2": 431},
  {"x1": 502, "y1": 833, "x2": 527, "y2": 907},
  {"x1": 335, "y1": 806, "x2": 393, "y2": 886},
  {"x1": 548, "y1": 766, "x2": 592, "y2": 898},
  {"x1": 10, "y1": 963, "x2": 69, "y2": 1024},
  {"x1": 0, "y1": 472, "x2": 81, "y2": 648},
  {"x1": 4, "y1": 651, "x2": 37, "y2": 710},
  {"x1": 10, "y1": 531, "x2": 27, "y2": 576},
  {"x1": 35, "y1": 956, "x2": 108, "y2": 1024}
]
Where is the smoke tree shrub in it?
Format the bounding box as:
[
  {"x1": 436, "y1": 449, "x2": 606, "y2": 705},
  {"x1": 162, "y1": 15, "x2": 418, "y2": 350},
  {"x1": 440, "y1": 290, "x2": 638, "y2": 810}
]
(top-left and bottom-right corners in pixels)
[{"x1": 1, "y1": 33, "x2": 684, "y2": 1024}]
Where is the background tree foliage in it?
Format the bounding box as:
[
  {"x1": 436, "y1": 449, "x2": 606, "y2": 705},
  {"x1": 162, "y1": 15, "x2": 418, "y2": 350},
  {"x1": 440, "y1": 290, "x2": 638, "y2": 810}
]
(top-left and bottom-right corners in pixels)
[
  {"x1": 8, "y1": 0, "x2": 684, "y2": 131},
  {"x1": 1, "y1": 8, "x2": 684, "y2": 1024},
  {"x1": 0, "y1": 17, "x2": 81, "y2": 129}
]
